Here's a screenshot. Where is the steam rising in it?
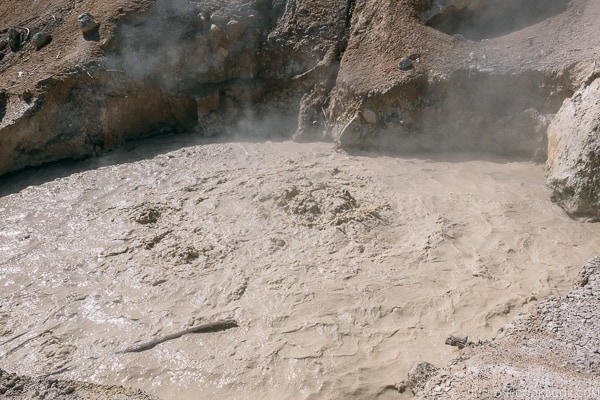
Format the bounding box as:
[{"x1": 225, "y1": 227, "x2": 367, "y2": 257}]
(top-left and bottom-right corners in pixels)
[
  {"x1": 426, "y1": 0, "x2": 569, "y2": 40},
  {"x1": 103, "y1": 0, "x2": 573, "y2": 156},
  {"x1": 106, "y1": 0, "x2": 272, "y2": 94}
]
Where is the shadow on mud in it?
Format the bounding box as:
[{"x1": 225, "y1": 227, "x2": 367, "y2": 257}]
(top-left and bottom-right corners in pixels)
[
  {"x1": 0, "y1": 128, "x2": 541, "y2": 198},
  {"x1": 0, "y1": 131, "x2": 288, "y2": 198}
]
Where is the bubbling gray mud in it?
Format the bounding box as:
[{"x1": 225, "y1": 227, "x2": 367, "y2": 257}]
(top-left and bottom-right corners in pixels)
[{"x1": 1, "y1": 138, "x2": 599, "y2": 399}]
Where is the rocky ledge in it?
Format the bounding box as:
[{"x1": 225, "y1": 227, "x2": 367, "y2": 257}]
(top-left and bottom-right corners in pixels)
[
  {"x1": 0, "y1": 368, "x2": 159, "y2": 400},
  {"x1": 406, "y1": 257, "x2": 600, "y2": 399}
]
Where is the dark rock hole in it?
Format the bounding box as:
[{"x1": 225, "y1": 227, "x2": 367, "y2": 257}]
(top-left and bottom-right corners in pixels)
[{"x1": 426, "y1": 0, "x2": 570, "y2": 41}]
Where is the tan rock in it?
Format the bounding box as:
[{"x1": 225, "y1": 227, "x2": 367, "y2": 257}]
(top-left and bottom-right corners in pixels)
[
  {"x1": 546, "y1": 76, "x2": 600, "y2": 217},
  {"x1": 360, "y1": 109, "x2": 378, "y2": 124}
]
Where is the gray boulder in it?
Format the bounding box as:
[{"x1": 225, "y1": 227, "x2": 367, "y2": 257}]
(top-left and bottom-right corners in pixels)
[
  {"x1": 31, "y1": 31, "x2": 51, "y2": 50},
  {"x1": 78, "y1": 12, "x2": 99, "y2": 33},
  {"x1": 546, "y1": 75, "x2": 600, "y2": 217}
]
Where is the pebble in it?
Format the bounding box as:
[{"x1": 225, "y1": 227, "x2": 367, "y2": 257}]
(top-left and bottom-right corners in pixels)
[
  {"x1": 360, "y1": 109, "x2": 378, "y2": 124},
  {"x1": 31, "y1": 31, "x2": 52, "y2": 50},
  {"x1": 399, "y1": 57, "x2": 413, "y2": 71},
  {"x1": 78, "y1": 13, "x2": 100, "y2": 33},
  {"x1": 60, "y1": 385, "x2": 75, "y2": 395}
]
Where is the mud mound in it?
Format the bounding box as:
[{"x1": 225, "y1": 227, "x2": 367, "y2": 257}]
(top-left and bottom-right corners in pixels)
[{"x1": 273, "y1": 182, "x2": 390, "y2": 228}]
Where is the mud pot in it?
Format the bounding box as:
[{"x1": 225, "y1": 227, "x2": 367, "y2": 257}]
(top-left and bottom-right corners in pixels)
[{"x1": 1, "y1": 134, "x2": 599, "y2": 399}]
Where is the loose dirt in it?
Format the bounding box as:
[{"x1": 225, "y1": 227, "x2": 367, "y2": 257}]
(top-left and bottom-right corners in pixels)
[{"x1": 1, "y1": 135, "x2": 599, "y2": 399}]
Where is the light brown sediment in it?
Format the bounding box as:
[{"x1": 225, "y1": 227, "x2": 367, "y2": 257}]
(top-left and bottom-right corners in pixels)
[{"x1": 1, "y1": 139, "x2": 599, "y2": 399}]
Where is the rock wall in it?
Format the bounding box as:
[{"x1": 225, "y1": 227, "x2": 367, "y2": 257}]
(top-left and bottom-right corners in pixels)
[
  {"x1": 0, "y1": 0, "x2": 598, "y2": 177},
  {"x1": 0, "y1": 0, "x2": 359, "y2": 176},
  {"x1": 0, "y1": 73, "x2": 197, "y2": 175},
  {"x1": 327, "y1": 0, "x2": 580, "y2": 157}
]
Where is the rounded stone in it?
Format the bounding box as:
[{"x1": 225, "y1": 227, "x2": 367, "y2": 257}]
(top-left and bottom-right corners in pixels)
[
  {"x1": 78, "y1": 12, "x2": 99, "y2": 33},
  {"x1": 31, "y1": 31, "x2": 52, "y2": 50},
  {"x1": 399, "y1": 57, "x2": 413, "y2": 70},
  {"x1": 360, "y1": 109, "x2": 378, "y2": 124}
]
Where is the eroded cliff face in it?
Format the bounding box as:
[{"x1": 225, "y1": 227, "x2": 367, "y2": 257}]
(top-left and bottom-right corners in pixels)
[
  {"x1": 0, "y1": 0, "x2": 599, "y2": 215},
  {"x1": 327, "y1": 0, "x2": 587, "y2": 156},
  {"x1": 0, "y1": 72, "x2": 196, "y2": 174},
  {"x1": 0, "y1": 0, "x2": 350, "y2": 175}
]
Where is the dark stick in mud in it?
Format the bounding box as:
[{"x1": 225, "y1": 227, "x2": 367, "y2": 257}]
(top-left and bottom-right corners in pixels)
[{"x1": 116, "y1": 319, "x2": 239, "y2": 354}]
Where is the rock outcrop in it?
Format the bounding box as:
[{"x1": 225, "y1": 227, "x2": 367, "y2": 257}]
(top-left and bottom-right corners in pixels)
[
  {"x1": 328, "y1": 0, "x2": 597, "y2": 157},
  {"x1": 546, "y1": 74, "x2": 600, "y2": 218},
  {"x1": 0, "y1": 0, "x2": 351, "y2": 175}
]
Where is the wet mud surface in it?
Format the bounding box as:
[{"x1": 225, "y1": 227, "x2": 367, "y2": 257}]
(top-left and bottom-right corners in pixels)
[{"x1": 1, "y1": 137, "x2": 599, "y2": 399}]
